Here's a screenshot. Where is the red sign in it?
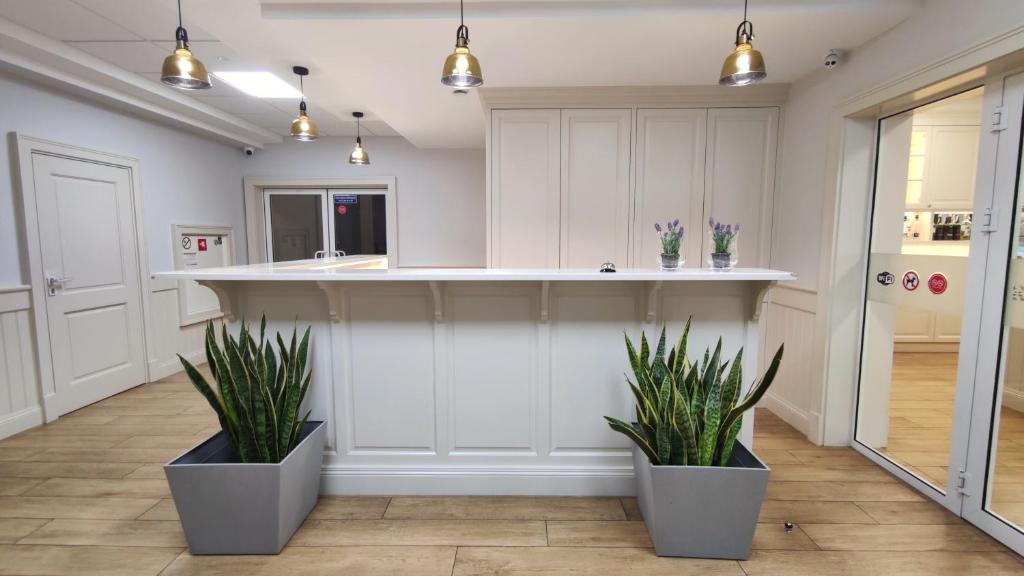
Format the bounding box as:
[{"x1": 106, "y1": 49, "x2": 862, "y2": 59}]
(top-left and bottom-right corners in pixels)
[
  {"x1": 197, "y1": 238, "x2": 208, "y2": 252},
  {"x1": 337, "y1": 205, "x2": 347, "y2": 216},
  {"x1": 902, "y1": 270, "x2": 920, "y2": 291},
  {"x1": 928, "y1": 273, "x2": 948, "y2": 295}
]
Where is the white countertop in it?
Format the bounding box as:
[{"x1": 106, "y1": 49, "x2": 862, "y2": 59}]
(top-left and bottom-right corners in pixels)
[{"x1": 154, "y1": 257, "x2": 795, "y2": 283}]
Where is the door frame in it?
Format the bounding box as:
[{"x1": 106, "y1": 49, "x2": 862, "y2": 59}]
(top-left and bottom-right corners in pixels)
[
  {"x1": 14, "y1": 134, "x2": 155, "y2": 422},
  {"x1": 243, "y1": 177, "x2": 398, "y2": 267}
]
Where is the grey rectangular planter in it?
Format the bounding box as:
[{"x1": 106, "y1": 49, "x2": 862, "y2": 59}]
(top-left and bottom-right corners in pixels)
[
  {"x1": 633, "y1": 442, "x2": 770, "y2": 560},
  {"x1": 164, "y1": 420, "x2": 326, "y2": 555}
]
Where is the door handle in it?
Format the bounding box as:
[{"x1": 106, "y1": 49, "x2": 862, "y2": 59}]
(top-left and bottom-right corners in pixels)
[{"x1": 46, "y1": 275, "x2": 72, "y2": 295}]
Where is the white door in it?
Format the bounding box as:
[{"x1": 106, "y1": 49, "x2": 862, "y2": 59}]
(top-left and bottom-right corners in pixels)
[
  {"x1": 32, "y1": 153, "x2": 146, "y2": 415},
  {"x1": 632, "y1": 109, "x2": 707, "y2": 268},
  {"x1": 263, "y1": 189, "x2": 329, "y2": 262},
  {"x1": 560, "y1": 109, "x2": 632, "y2": 269},
  {"x1": 703, "y1": 107, "x2": 779, "y2": 268},
  {"x1": 490, "y1": 109, "x2": 561, "y2": 268}
]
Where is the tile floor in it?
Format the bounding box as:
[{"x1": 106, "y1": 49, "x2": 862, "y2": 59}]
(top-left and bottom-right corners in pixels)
[{"x1": 0, "y1": 368, "x2": 1021, "y2": 575}]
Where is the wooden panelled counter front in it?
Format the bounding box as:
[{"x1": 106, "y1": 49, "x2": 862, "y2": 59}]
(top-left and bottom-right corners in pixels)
[{"x1": 155, "y1": 260, "x2": 794, "y2": 495}]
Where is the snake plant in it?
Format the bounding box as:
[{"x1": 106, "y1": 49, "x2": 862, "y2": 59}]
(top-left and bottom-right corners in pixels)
[
  {"x1": 605, "y1": 319, "x2": 783, "y2": 466},
  {"x1": 178, "y1": 317, "x2": 312, "y2": 463}
]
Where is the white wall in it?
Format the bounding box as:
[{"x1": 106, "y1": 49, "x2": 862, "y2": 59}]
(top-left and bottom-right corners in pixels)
[
  {"x1": 0, "y1": 71, "x2": 248, "y2": 285},
  {"x1": 244, "y1": 137, "x2": 486, "y2": 268}
]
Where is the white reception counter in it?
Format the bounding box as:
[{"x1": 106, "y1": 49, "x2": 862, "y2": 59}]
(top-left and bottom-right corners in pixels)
[{"x1": 155, "y1": 258, "x2": 794, "y2": 495}]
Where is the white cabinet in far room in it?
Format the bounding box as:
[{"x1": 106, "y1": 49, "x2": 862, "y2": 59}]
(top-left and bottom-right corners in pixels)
[
  {"x1": 490, "y1": 109, "x2": 561, "y2": 268},
  {"x1": 633, "y1": 109, "x2": 707, "y2": 269},
  {"x1": 905, "y1": 125, "x2": 980, "y2": 211},
  {"x1": 703, "y1": 107, "x2": 779, "y2": 268},
  {"x1": 560, "y1": 109, "x2": 632, "y2": 268}
]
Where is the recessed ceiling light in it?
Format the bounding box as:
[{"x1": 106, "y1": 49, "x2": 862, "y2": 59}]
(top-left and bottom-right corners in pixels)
[{"x1": 212, "y1": 71, "x2": 303, "y2": 98}]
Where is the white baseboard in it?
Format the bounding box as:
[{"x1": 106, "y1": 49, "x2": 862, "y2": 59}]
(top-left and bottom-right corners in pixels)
[
  {"x1": 1004, "y1": 388, "x2": 1024, "y2": 413},
  {"x1": 761, "y1": 391, "x2": 811, "y2": 438},
  {"x1": 0, "y1": 406, "x2": 43, "y2": 439},
  {"x1": 319, "y1": 465, "x2": 636, "y2": 496},
  {"x1": 148, "y1": 349, "x2": 204, "y2": 382}
]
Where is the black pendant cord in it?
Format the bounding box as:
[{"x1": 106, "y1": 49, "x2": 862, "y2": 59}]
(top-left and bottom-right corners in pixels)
[
  {"x1": 456, "y1": 0, "x2": 470, "y2": 45},
  {"x1": 174, "y1": 0, "x2": 189, "y2": 44},
  {"x1": 356, "y1": 116, "x2": 361, "y2": 144},
  {"x1": 299, "y1": 75, "x2": 307, "y2": 112},
  {"x1": 735, "y1": 0, "x2": 754, "y2": 45}
]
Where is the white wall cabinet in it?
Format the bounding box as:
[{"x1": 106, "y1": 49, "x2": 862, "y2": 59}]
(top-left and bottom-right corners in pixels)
[
  {"x1": 560, "y1": 109, "x2": 632, "y2": 268},
  {"x1": 489, "y1": 106, "x2": 779, "y2": 270},
  {"x1": 905, "y1": 125, "x2": 980, "y2": 211},
  {"x1": 490, "y1": 109, "x2": 561, "y2": 268},
  {"x1": 895, "y1": 308, "x2": 962, "y2": 343}
]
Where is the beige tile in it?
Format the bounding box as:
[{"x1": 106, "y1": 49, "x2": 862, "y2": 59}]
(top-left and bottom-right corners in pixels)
[
  {"x1": 0, "y1": 496, "x2": 160, "y2": 520},
  {"x1": 620, "y1": 497, "x2": 642, "y2": 520},
  {"x1": 758, "y1": 500, "x2": 876, "y2": 524},
  {"x1": 24, "y1": 478, "x2": 170, "y2": 498},
  {"x1": 752, "y1": 523, "x2": 819, "y2": 550},
  {"x1": 18, "y1": 519, "x2": 186, "y2": 547},
  {"x1": 0, "y1": 477, "x2": 45, "y2": 495},
  {"x1": 547, "y1": 521, "x2": 651, "y2": 547},
  {"x1": 385, "y1": 496, "x2": 626, "y2": 520},
  {"x1": 0, "y1": 518, "x2": 49, "y2": 543},
  {"x1": 452, "y1": 547, "x2": 744, "y2": 575},
  {"x1": 290, "y1": 519, "x2": 547, "y2": 547},
  {"x1": 855, "y1": 502, "x2": 962, "y2": 525},
  {"x1": 162, "y1": 546, "x2": 456, "y2": 576},
  {"x1": 136, "y1": 499, "x2": 178, "y2": 521},
  {"x1": 0, "y1": 544, "x2": 181, "y2": 576},
  {"x1": 307, "y1": 496, "x2": 390, "y2": 519},
  {"x1": 0, "y1": 461, "x2": 142, "y2": 479},
  {"x1": 25, "y1": 448, "x2": 183, "y2": 463},
  {"x1": 800, "y1": 523, "x2": 1004, "y2": 551},
  {"x1": 766, "y1": 481, "x2": 925, "y2": 502},
  {"x1": 741, "y1": 550, "x2": 1024, "y2": 575}
]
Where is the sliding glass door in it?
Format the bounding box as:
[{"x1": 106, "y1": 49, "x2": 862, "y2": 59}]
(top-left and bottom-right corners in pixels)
[
  {"x1": 263, "y1": 188, "x2": 391, "y2": 263},
  {"x1": 855, "y1": 70, "x2": 1024, "y2": 554}
]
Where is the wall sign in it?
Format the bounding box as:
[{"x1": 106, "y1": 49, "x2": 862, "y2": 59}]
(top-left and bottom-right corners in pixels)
[
  {"x1": 198, "y1": 238, "x2": 208, "y2": 252},
  {"x1": 334, "y1": 194, "x2": 359, "y2": 205},
  {"x1": 902, "y1": 270, "x2": 920, "y2": 291},
  {"x1": 928, "y1": 273, "x2": 948, "y2": 295},
  {"x1": 876, "y1": 271, "x2": 895, "y2": 286}
]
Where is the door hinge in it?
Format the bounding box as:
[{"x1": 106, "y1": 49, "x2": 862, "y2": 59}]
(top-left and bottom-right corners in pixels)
[
  {"x1": 956, "y1": 469, "x2": 971, "y2": 496},
  {"x1": 980, "y1": 207, "x2": 998, "y2": 233},
  {"x1": 992, "y1": 105, "x2": 1009, "y2": 132}
]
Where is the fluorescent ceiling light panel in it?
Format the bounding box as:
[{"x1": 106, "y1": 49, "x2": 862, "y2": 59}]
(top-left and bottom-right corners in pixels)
[{"x1": 212, "y1": 71, "x2": 303, "y2": 98}]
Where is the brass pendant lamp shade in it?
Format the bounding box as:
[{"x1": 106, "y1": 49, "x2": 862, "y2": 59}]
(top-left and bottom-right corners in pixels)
[
  {"x1": 441, "y1": 0, "x2": 483, "y2": 88},
  {"x1": 161, "y1": 0, "x2": 212, "y2": 90},
  {"x1": 349, "y1": 112, "x2": 370, "y2": 165},
  {"x1": 290, "y1": 66, "x2": 319, "y2": 141},
  {"x1": 719, "y1": 0, "x2": 766, "y2": 86}
]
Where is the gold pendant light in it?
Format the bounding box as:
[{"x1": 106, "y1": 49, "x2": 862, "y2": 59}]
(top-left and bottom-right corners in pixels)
[
  {"x1": 349, "y1": 112, "x2": 370, "y2": 165},
  {"x1": 161, "y1": 0, "x2": 212, "y2": 90},
  {"x1": 441, "y1": 0, "x2": 483, "y2": 88},
  {"x1": 290, "y1": 66, "x2": 319, "y2": 142},
  {"x1": 719, "y1": 0, "x2": 766, "y2": 87}
]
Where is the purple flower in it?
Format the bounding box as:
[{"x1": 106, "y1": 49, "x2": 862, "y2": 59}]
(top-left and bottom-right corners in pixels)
[
  {"x1": 672, "y1": 219, "x2": 679, "y2": 229},
  {"x1": 735, "y1": 223, "x2": 741, "y2": 233},
  {"x1": 655, "y1": 223, "x2": 662, "y2": 232}
]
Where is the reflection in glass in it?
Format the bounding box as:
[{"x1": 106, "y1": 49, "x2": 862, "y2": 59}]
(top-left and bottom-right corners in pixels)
[
  {"x1": 332, "y1": 194, "x2": 387, "y2": 256},
  {"x1": 856, "y1": 88, "x2": 984, "y2": 493},
  {"x1": 268, "y1": 195, "x2": 324, "y2": 262}
]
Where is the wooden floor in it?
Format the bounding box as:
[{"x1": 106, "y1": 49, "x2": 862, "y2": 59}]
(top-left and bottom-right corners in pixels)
[
  {"x1": 0, "y1": 370, "x2": 1022, "y2": 575},
  {"x1": 878, "y1": 352, "x2": 1024, "y2": 527}
]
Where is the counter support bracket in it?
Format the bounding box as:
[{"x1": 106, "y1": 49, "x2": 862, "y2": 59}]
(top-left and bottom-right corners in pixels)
[
  {"x1": 197, "y1": 281, "x2": 236, "y2": 322},
  {"x1": 752, "y1": 281, "x2": 776, "y2": 322},
  {"x1": 645, "y1": 281, "x2": 663, "y2": 324},
  {"x1": 540, "y1": 281, "x2": 550, "y2": 322},
  {"x1": 316, "y1": 282, "x2": 343, "y2": 323},
  {"x1": 429, "y1": 281, "x2": 444, "y2": 322}
]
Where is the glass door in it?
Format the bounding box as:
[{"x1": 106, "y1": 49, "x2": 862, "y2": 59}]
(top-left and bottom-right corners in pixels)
[
  {"x1": 263, "y1": 189, "x2": 329, "y2": 262},
  {"x1": 327, "y1": 190, "x2": 389, "y2": 257},
  {"x1": 855, "y1": 87, "x2": 987, "y2": 512},
  {"x1": 962, "y1": 70, "x2": 1024, "y2": 555}
]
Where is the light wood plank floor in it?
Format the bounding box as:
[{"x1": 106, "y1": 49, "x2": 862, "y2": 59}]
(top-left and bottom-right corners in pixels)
[{"x1": 0, "y1": 369, "x2": 1021, "y2": 575}]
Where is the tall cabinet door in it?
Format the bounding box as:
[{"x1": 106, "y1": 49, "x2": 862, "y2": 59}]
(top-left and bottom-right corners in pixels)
[
  {"x1": 560, "y1": 109, "x2": 632, "y2": 269},
  {"x1": 633, "y1": 109, "x2": 707, "y2": 268},
  {"x1": 490, "y1": 109, "x2": 562, "y2": 268},
  {"x1": 704, "y1": 107, "x2": 779, "y2": 268}
]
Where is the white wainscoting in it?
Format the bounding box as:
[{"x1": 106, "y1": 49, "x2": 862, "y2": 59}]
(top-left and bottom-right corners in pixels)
[
  {"x1": 148, "y1": 282, "x2": 209, "y2": 381},
  {"x1": 0, "y1": 287, "x2": 43, "y2": 439},
  {"x1": 760, "y1": 285, "x2": 819, "y2": 439}
]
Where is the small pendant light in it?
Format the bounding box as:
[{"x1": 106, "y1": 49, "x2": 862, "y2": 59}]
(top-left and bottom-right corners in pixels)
[
  {"x1": 290, "y1": 66, "x2": 319, "y2": 141},
  {"x1": 349, "y1": 112, "x2": 370, "y2": 165},
  {"x1": 441, "y1": 0, "x2": 483, "y2": 88},
  {"x1": 161, "y1": 0, "x2": 212, "y2": 90},
  {"x1": 719, "y1": 0, "x2": 767, "y2": 87}
]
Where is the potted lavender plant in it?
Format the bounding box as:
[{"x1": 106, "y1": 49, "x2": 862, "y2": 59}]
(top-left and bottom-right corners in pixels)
[
  {"x1": 708, "y1": 218, "x2": 740, "y2": 270},
  {"x1": 655, "y1": 219, "x2": 685, "y2": 270}
]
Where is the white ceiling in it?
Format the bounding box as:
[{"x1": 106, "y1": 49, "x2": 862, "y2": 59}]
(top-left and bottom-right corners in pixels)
[{"x1": 0, "y1": 0, "x2": 923, "y2": 148}]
